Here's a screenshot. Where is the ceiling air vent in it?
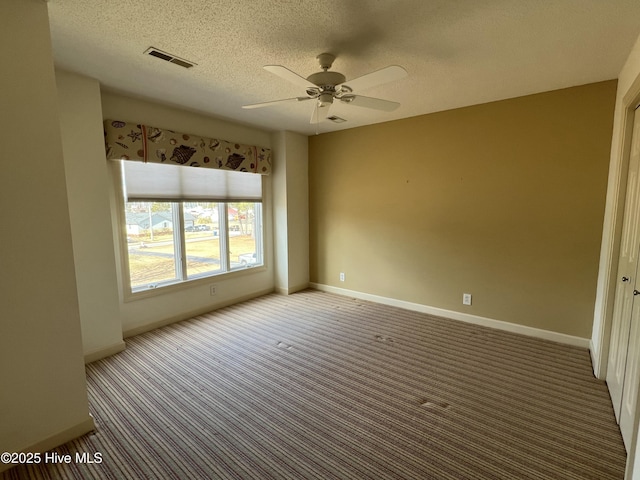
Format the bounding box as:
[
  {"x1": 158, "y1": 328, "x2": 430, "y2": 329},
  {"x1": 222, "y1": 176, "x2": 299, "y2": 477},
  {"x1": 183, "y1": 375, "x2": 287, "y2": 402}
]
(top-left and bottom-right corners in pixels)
[
  {"x1": 327, "y1": 115, "x2": 347, "y2": 123},
  {"x1": 144, "y1": 47, "x2": 196, "y2": 69}
]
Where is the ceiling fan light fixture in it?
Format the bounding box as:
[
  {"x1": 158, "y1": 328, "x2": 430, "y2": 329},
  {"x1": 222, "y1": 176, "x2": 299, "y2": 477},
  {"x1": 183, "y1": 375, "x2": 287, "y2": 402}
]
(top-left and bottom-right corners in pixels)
[{"x1": 318, "y1": 92, "x2": 334, "y2": 107}]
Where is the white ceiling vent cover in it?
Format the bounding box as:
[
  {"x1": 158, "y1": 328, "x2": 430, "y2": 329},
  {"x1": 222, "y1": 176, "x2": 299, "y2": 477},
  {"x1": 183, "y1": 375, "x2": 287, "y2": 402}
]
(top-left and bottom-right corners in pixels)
[{"x1": 144, "y1": 47, "x2": 196, "y2": 69}]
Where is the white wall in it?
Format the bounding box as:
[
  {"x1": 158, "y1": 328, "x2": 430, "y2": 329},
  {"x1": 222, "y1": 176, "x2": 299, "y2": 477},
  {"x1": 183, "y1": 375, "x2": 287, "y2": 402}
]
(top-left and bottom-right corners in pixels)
[
  {"x1": 56, "y1": 70, "x2": 125, "y2": 362},
  {"x1": 100, "y1": 91, "x2": 276, "y2": 335},
  {"x1": 272, "y1": 131, "x2": 310, "y2": 294},
  {"x1": 0, "y1": 0, "x2": 93, "y2": 471}
]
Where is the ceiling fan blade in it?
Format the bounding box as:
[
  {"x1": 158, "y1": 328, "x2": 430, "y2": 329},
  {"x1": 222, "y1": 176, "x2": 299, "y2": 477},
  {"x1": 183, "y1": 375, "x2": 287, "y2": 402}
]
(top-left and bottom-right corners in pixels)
[
  {"x1": 264, "y1": 65, "x2": 315, "y2": 90},
  {"x1": 339, "y1": 65, "x2": 407, "y2": 92},
  {"x1": 242, "y1": 97, "x2": 312, "y2": 109},
  {"x1": 310, "y1": 102, "x2": 332, "y2": 124},
  {"x1": 341, "y1": 95, "x2": 400, "y2": 112}
]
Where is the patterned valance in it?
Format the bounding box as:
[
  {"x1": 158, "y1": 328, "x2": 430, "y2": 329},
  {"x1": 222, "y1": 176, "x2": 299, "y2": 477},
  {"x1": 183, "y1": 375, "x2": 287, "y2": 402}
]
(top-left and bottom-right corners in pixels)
[{"x1": 104, "y1": 119, "x2": 271, "y2": 175}]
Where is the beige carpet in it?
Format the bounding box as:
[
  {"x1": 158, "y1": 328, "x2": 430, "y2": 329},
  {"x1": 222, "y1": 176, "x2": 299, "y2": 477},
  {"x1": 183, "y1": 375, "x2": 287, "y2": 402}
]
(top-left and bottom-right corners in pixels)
[{"x1": 3, "y1": 290, "x2": 626, "y2": 479}]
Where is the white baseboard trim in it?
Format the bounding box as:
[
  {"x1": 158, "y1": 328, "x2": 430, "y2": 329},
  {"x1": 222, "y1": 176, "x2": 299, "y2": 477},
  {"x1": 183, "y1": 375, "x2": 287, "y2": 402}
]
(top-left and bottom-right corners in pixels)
[
  {"x1": 275, "y1": 282, "x2": 310, "y2": 296},
  {"x1": 310, "y1": 283, "x2": 590, "y2": 348},
  {"x1": 0, "y1": 416, "x2": 95, "y2": 474},
  {"x1": 590, "y1": 339, "x2": 605, "y2": 379},
  {"x1": 84, "y1": 340, "x2": 127, "y2": 364}
]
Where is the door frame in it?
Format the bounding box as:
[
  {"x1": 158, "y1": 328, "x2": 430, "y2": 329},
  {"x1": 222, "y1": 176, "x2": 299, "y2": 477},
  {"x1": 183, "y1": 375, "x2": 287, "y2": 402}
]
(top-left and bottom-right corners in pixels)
[
  {"x1": 593, "y1": 75, "x2": 640, "y2": 381},
  {"x1": 591, "y1": 72, "x2": 640, "y2": 479}
]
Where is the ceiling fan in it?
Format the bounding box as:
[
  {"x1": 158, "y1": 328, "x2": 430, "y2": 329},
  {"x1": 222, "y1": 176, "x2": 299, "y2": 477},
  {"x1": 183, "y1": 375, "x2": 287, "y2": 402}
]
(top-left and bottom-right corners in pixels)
[{"x1": 242, "y1": 53, "x2": 408, "y2": 124}]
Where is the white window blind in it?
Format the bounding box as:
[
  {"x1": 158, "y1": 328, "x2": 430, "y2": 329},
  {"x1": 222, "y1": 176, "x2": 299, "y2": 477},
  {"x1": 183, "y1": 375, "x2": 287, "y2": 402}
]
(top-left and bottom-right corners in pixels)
[{"x1": 121, "y1": 161, "x2": 262, "y2": 202}]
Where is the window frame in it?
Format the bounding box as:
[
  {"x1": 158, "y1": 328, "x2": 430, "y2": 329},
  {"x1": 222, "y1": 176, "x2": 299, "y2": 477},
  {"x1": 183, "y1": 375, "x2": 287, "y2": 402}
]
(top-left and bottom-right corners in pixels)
[{"x1": 111, "y1": 161, "x2": 267, "y2": 301}]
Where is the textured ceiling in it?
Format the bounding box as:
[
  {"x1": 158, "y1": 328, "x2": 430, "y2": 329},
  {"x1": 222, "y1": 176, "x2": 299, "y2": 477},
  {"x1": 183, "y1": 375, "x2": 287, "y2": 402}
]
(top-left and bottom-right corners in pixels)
[{"x1": 47, "y1": 0, "x2": 640, "y2": 136}]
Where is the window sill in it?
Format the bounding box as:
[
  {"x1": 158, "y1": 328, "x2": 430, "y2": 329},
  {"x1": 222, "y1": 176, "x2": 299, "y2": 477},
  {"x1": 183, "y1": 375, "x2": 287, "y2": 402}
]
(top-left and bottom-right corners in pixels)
[{"x1": 123, "y1": 264, "x2": 267, "y2": 303}]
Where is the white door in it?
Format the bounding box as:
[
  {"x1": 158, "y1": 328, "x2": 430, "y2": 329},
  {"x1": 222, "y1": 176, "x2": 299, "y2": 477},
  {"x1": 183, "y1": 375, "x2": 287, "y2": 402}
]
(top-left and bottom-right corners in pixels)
[
  {"x1": 607, "y1": 106, "x2": 640, "y2": 450},
  {"x1": 620, "y1": 277, "x2": 640, "y2": 449}
]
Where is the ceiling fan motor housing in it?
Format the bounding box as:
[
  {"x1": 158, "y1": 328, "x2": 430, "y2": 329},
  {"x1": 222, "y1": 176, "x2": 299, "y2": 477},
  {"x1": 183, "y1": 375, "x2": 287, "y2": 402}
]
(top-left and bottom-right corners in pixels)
[{"x1": 307, "y1": 71, "x2": 346, "y2": 88}]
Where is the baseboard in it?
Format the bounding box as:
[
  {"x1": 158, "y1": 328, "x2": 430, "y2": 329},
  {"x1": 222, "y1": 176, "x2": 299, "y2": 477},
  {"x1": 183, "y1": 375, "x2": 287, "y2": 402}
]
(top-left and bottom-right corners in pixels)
[
  {"x1": 275, "y1": 282, "x2": 310, "y2": 296},
  {"x1": 84, "y1": 340, "x2": 126, "y2": 364},
  {"x1": 122, "y1": 287, "x2": 275, "y2": 338},
  {"x1": 309, "y1": 283, "x2": 590, "y2": 348},
  {"x1": 590, "y1": 338, "x2": 606, "y2": 379},
  {"x1": 0, "y1": 416, "x2": 95, "y2": 474}
]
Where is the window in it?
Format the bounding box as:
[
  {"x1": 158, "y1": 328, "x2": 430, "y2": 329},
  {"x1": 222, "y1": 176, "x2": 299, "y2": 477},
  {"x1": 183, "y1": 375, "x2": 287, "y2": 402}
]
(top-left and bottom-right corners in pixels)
[{"x1": 119, "y1": 161, "x2": 264, "y2": 293}]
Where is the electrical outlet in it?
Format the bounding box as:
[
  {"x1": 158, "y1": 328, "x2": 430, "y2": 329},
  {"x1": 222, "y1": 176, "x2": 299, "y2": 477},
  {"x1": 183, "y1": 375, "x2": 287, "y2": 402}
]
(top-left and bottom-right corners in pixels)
[
  {"x1": 210, "y1": 285, "x2": 217, "y2": 296},
  {"x1": 463, "y1": 293, "x2": 472, "y2": 306},
  {"x1": 339, "y1": 272, "x2": 345, "y2": 282}
]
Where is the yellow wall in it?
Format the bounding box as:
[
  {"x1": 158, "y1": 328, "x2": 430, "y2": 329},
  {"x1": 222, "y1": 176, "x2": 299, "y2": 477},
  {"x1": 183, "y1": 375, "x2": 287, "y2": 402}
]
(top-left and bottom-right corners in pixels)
[{"x1": 309, "y1": 81, "x2": 617, "y2": 338}]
